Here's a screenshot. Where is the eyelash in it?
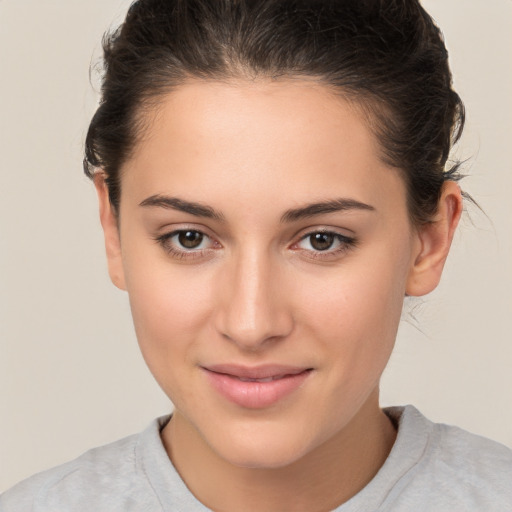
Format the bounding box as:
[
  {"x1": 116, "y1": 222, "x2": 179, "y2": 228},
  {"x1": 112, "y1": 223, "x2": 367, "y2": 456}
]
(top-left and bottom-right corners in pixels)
[
  {"x1": 154, "y1": 229, "x2": 357, "y2": 261},
  {"x1": 293, "y1": 230, "x2": 357, "y2": 260},
  {"x1": 154, "y1": 229, "x2": 217, "y2": 261}
]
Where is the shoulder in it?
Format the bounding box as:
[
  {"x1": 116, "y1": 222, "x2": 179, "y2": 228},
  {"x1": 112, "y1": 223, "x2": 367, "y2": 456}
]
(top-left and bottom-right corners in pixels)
[
  {"x1": 429, "y1": 416, "x2": 512, "y2": 490},
  {"x1": 383, "y1": 405, "x2": 512, "y2": 510},
  {"x1": 0, "y1": 418, "x2": 168, "y2": 512}
]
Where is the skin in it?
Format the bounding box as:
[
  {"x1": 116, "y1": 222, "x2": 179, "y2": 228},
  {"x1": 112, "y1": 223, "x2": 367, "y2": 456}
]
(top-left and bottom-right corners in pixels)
[{"x1": 95, "y1": 79, "x2": 462, "y2": 511}]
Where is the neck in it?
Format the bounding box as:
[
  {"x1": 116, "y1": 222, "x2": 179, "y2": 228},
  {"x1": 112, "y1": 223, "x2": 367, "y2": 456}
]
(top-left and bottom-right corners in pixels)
[{"x1": 162, "y1": 392, "x2": 396, "y2": 512}]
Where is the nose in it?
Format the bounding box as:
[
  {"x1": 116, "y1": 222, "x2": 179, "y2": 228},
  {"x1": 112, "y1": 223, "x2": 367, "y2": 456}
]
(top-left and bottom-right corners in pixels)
[{"x1": 214, "y1": 248, "x2": 294, "y2": 351}]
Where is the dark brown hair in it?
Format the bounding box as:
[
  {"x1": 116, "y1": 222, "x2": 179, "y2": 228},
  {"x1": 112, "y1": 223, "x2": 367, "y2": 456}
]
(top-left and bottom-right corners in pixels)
[{"x1": 84, "y1": 0, "x2": 465, "y2": 225}]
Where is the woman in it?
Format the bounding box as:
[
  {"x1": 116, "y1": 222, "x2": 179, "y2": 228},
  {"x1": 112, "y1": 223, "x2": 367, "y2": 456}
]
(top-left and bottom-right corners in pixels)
[{"x1": 2, "y1": 0, "x2": 511, "y2": 510}]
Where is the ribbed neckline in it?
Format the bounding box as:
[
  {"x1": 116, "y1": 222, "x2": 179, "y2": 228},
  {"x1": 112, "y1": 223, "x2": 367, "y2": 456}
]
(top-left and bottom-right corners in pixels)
[
  {"x1": 135, "y1": 405, "x2": 433, "y2": 512},
  {"x1": 333, "y1": 405, "x2": 433, "y2": 511}
]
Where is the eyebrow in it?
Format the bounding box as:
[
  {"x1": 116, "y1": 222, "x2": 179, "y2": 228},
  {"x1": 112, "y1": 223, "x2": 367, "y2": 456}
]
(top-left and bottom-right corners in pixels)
[
  {"x1": 139, "y1": 195, "x2": 225, "y2": 221},
  {"x1": 139, "y1": 194, "x2": 375, "y2": 223},
  {"x1": 280, "y1": 198, "x2": 375, "y2": 223}
]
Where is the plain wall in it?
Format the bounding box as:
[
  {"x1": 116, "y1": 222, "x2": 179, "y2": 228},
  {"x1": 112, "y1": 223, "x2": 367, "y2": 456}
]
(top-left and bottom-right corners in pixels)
[{"x1": 1, "y1": 0, "x2": 511, "y2": 491}]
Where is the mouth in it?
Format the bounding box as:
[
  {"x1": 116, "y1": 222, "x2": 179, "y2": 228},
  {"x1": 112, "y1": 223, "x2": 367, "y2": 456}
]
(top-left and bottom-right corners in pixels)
[
  {"x1": 236, "y1": 375, "x2": 290, "y2": 383},
  {"x1": 201, "y1": 364, "x2": 313, "y2": 409}
]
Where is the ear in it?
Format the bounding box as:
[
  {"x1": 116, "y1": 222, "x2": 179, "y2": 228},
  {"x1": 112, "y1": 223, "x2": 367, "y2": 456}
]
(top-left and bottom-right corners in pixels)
[
  {"x1": 94, "y1": 174, "x2": 127, "y2": 291},
  {"x1": 406, "y1": 181, "x2": 463, "y2": 296}
]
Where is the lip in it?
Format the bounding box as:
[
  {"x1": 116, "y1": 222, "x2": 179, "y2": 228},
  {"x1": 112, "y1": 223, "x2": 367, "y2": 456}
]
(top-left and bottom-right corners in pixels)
[{"x1": 202, "y1": 364, "x2": 313, "y2": 409}]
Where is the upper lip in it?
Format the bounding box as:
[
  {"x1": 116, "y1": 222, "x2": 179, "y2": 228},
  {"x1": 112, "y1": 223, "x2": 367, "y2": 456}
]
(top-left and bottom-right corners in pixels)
[{"x1": 202, "y1": 364, "x2": 312, "y2": 379}]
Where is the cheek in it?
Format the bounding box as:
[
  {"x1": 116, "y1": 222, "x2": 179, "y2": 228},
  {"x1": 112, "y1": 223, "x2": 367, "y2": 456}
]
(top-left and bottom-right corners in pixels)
[
  {"x1": 123, "y1": 254, "x2": 215, "y2": 372},
  {"x1": 297, "y1": 252, "x2": 409, "y2": 381}
]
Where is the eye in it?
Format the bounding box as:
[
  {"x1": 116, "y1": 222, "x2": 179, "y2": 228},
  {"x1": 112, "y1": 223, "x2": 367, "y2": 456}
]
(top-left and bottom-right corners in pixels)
[
  {"x1": 175, "y1": 230, "x2": 207, "y2": 249},
  {"x1": 294, "y1": 230, "x2": 356, "y2": 258},
  {"x1": 155, "y1": 229, "x2": 218, "y2": 260},
  {"x1": 303, "y1": 232, "x2": 337, "y2": 251}
]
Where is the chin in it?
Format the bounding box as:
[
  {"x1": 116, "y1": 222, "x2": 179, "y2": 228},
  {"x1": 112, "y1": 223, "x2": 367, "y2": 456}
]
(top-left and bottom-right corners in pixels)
[
  {"x1": 203, "y1": 417, "x2": 324, "y2": 470},
  {"x1": 220, "y1": 440, "x2": 309, "y2": 470}
]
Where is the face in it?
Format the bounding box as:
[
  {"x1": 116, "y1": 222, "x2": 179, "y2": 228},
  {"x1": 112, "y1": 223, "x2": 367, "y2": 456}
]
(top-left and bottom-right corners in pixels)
[{"x1": 103, "y1": 79, "x2": 428, "y2": 468}]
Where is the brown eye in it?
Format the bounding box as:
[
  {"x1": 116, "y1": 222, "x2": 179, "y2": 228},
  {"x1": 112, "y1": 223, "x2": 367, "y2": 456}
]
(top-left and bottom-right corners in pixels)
[
  {"x1": 178, "y1": 230, "x2": 204, "y2": 249},
  {"x1": 309, "y1": 232, "x2": 335, "y2": 251},
  {"x1": 295, "y1": 231, "x2": 356, "y2": 257},
  {"x1": 155, "y1": 229, "x2": 217, "y2": 260}
]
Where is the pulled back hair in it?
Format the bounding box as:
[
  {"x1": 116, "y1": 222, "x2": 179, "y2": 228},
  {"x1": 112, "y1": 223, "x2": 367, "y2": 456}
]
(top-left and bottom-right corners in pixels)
[{"x1": 84, "y1": 0, "x2": 465, "y2": 226}]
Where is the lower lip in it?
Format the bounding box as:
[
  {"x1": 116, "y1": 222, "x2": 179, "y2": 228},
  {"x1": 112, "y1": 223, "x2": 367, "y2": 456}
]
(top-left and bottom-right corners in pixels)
[{"x1": 203, "y1": 368, "x2": 313, "y2": 409}]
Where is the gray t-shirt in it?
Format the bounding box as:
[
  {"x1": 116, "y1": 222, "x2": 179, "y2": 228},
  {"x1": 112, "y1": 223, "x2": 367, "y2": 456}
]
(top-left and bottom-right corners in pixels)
[{"x1": 1, "y1": 405, "x2": 511, "y2": 511}]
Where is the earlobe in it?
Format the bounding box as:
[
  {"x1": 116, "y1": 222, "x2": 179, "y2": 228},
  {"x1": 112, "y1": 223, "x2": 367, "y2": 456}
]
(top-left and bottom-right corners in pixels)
[
  {"x1": 405, "y1": 181, "x2": 463, "y2": 297},
  {"x1": 93, "y1": 173, "x2": 127, "y2": 291}
]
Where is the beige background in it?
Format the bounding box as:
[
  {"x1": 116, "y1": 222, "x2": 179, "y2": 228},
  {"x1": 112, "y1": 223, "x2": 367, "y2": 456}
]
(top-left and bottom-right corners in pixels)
[{"x1": 1, "y1": 0, "x2": 511, "y2": 491}]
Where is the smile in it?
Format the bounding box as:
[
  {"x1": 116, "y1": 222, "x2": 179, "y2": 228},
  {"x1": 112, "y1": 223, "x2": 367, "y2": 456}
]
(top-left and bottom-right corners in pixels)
[{"x1": 201, "y1": 365, "x2": 313, "y2": 409}]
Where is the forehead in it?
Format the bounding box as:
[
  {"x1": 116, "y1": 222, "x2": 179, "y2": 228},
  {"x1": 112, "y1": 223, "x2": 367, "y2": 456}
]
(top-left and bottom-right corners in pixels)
[{"x1": 122, "y1": 78, "x2": 406, "y2": 217}]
